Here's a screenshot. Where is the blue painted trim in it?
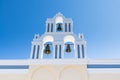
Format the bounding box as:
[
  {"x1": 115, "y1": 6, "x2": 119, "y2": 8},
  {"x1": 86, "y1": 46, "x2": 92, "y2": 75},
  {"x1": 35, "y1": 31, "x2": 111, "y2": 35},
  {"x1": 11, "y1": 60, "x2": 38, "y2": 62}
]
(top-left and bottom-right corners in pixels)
[
  {"x1": 65, "y1": 23, "x2": 67, "y2": 32},
  {"x1": 82, "y1": 45, "x2": 84, "y2": 58},
  {"x1": 77, "y1": 45, "x2": 80, "y2": 58},
  {"x1": 0, "y1": 65, "x2": 29, "y2": 69},
  {"x1": 32, "y1": 45, "x2": 36, "y2": 59},
  {"x1": 55, "y1": 45, "x2": 57, "y2": 59},
  {"x1": 69, "y1": 23, "x2": 71, "y2": 32},
  {"x1": 36, "y1": 45, "x2": 40, "y2": 59},
  {"x1": 51, "y1": 23, "x2": 53, "y2": 32},
  {"x1": 87, "y1": 64, "x2": 120, "y2": 68},
  {"x1": 59, "y1": 45, "x2": 61, "y2": 59},
  {"x1": 47, "y1": 23, "x2": 49, "y2": 32}
]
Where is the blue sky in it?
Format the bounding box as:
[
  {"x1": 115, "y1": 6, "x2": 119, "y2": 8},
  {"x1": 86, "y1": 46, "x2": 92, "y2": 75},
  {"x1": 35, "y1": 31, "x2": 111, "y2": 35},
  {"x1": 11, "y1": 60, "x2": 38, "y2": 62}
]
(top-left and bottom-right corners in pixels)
[{"x1": 0, "y1": 0, "x2": 120, "y2": 59}]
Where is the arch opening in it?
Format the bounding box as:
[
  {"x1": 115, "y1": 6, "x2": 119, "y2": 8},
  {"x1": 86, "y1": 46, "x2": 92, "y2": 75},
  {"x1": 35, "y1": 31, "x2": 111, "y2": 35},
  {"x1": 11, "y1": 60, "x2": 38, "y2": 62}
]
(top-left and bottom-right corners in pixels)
[
  {"x1": 43, "y1": 42, "x2": 53, "y2": 59},
  {"x1": 64, "y1": 35, "x2": 75, "y2": 44},
  {"x1": 43, "y1": 36, "x2": 54, "y2": 44},
  {"x1": 63, "y1": 35, "x2": 75, "y2": 58},
  {"x1": 64, "y1": 42, "x2": 75, "y2": 59},
  {"x1": 42, "y1": 36, "x2": 54, "y2": 59}
]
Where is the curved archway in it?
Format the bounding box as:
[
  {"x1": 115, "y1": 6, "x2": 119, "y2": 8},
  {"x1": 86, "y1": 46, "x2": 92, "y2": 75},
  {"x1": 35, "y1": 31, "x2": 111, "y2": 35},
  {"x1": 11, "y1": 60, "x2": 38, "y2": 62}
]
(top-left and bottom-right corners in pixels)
[
  {"x1": 64, "y1": 35, "x2": 75, "y2": 44},
  {"x1": 43, "y1": 36, "x2": 54, "y2": 44},
  {"x1": 43, "y1": 41, "x2": 53, "y2": 59},
  {"x1": 59, "y1": 66, "x2": 82, "y2": 80},
  {"x1": 31, "y1": 66, "x2": 56, "y2": 80},
  {"x1": 64, "y1": 35, "x2": 75, "y2": 58},
  {"x1": 42, "y1": 36, "x2": 54, "y2": 59}
]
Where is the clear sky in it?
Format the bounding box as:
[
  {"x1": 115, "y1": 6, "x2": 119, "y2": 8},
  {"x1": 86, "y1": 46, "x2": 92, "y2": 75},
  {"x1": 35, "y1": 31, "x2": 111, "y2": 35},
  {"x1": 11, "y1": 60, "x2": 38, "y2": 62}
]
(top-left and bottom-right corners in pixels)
[{"x1": 0, "y1": 0, "x2": 120, "y2": 59}]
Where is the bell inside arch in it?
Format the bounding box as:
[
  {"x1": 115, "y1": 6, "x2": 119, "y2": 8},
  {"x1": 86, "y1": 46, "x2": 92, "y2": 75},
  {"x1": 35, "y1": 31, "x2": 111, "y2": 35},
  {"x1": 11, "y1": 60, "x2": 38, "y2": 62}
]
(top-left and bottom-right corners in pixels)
[
  {"x1": 57, "y1": 23, "x2": 62, "y2": 31},
  {"x1": 65, "y1": 44, "x2": 71, "y2": 53},
  {"x1": 44, "y1": 44, "x2": 51, "y2": 54}
]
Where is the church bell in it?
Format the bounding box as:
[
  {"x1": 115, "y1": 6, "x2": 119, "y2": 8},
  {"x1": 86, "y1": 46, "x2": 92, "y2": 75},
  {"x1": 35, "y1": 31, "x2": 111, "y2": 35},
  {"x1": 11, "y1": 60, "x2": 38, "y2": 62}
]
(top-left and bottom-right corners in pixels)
[
  {"x1": 44, "y1": 44, "x2": 51, "y2": 54},
  {"x1": 57, "y1": 23, "x2": 62, "y2": 31},
  {"x1": 65, "y1": 44, "x2": 71, "y2": 53}
]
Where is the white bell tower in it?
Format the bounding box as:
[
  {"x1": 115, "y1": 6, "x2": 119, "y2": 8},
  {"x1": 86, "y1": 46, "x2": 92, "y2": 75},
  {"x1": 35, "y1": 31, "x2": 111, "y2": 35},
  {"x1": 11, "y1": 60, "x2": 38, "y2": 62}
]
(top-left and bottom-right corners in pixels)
[
  {"x1": 28, "y1": 13, "x2": 88, "y2": 80},
  {"x1": 30, "y1": 12, "x2": 87, "y2": 59}
]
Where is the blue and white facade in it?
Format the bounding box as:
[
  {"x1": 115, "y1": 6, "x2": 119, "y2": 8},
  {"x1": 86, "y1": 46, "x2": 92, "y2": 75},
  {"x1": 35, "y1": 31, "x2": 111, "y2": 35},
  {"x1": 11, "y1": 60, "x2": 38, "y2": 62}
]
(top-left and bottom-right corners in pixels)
[{"x1": 0, "y1": 13, "x2": 120, "y2": 80}]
